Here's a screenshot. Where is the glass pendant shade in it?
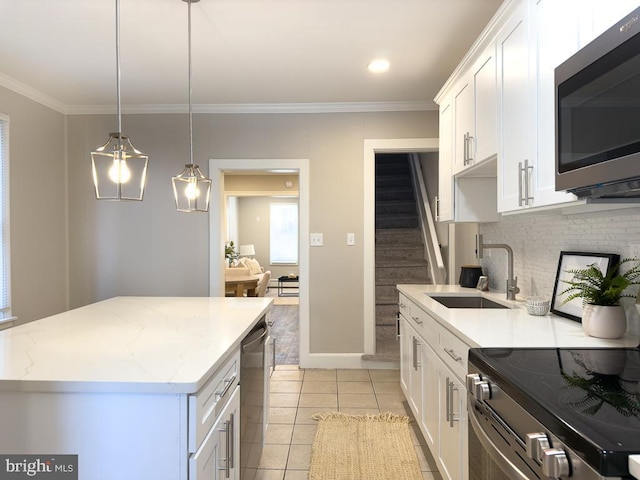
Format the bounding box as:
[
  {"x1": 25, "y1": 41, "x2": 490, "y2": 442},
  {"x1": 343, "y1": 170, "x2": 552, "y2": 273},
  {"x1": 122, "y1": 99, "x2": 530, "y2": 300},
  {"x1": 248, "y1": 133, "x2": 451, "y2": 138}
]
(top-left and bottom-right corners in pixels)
[
  {"x1": 172, "y1": 164, "x2": 211, "y2": 212},
  {"x1": 92, "y1": 133, "x2": 149, "y2": 200}
]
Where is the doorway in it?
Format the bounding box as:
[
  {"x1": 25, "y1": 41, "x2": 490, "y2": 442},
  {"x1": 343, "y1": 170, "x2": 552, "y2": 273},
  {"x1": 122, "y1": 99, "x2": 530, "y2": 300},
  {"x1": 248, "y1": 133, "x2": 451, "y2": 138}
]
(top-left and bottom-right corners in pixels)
[
  {"x1": 363, "y1": 139, "x2": 439, "y2": 358},
  {"x1": 209, "y1": 158, "x2": 310, "y2": 366}
]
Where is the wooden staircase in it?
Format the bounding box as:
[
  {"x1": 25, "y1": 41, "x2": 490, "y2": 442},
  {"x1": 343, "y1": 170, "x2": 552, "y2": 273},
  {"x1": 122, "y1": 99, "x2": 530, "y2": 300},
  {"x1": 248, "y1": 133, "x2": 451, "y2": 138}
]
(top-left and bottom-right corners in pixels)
[{"x1": 362, "y1": 154, "x2": 431, "y2": 364}]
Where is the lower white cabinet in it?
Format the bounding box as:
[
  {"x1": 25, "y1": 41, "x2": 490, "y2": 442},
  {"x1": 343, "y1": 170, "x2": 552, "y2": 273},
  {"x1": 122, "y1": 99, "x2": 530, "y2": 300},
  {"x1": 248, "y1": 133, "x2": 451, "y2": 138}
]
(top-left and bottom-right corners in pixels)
[
  {"x1": 399, "y1": 302, "x2": 469, "y2": 480},
  {"x1": 190, "y1": 386, "x2": 240, "y2": 480}
]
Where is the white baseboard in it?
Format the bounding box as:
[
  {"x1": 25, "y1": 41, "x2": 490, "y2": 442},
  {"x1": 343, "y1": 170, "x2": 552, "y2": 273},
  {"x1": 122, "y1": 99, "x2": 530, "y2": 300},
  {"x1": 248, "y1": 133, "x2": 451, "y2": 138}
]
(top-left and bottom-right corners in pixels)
[{"x1": 299, "y1": 353, "x2": 399, "y2": 370}]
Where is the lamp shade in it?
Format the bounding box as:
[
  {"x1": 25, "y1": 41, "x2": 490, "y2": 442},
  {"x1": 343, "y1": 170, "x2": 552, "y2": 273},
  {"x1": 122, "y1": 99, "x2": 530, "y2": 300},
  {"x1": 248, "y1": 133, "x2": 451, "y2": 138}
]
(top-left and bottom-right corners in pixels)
[
  {"x1": 91, "y1": 133, "x2": 149, "y2": 200},
  {"x1": 239, "y1": 244, "x2": 255, "y2": 257},
  {"x1": 172, "y1": 164, "x2": 212, "y2": 212}
]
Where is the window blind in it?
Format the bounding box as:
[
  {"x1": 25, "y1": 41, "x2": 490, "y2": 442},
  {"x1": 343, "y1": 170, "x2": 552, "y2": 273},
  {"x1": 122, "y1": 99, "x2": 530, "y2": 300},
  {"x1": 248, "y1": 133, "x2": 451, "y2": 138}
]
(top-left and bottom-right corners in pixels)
[{"x1": 0, "y1": 115, "x2": 11, "y2": 319}]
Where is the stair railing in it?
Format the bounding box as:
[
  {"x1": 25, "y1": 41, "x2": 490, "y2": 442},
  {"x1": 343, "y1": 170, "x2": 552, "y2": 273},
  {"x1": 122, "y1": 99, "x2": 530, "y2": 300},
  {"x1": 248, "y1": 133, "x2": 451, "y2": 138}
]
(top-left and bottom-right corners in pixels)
[{"x1": 409, "y1": 154, "x2": 447, "y2": 284}]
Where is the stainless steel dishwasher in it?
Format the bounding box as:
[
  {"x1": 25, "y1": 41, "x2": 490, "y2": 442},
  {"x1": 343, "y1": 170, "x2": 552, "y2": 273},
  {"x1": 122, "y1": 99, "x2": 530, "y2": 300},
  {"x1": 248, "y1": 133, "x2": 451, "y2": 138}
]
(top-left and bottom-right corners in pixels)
[{"x1": 240, "y1": 317, "x2": 269, "y2": 480}]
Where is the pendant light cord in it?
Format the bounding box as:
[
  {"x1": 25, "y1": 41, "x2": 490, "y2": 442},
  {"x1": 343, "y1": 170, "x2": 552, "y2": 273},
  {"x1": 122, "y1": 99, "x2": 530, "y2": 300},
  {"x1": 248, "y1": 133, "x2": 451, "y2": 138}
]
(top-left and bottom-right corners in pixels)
[
  {"x1": 188, "y1": 0, "x2": 194, "y2": 166},
  {"x1": 115, "y1": 0, "x2": 122, "y2": 134}
]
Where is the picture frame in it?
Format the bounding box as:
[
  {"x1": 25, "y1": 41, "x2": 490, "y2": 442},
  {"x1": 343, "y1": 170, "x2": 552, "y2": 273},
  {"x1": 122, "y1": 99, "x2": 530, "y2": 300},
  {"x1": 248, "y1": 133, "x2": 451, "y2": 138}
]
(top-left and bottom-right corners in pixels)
[{"x1": 550, "y1": 251, "x2": 620, "y2": 322}]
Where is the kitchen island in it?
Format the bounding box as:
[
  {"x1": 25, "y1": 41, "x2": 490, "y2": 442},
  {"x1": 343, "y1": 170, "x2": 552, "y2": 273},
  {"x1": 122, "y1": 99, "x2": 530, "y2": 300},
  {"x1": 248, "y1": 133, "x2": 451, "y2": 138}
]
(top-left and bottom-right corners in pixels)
[{"x1": 0, "y1": 296, "x2": 272, "y2": 480}]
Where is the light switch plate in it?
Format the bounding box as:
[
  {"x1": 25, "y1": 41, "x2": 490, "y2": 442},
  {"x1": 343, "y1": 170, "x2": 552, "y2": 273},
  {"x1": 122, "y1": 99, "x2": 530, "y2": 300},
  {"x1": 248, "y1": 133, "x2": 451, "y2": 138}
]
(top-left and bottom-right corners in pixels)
[
  {"x1": 347, "y1": 233, "x2": 355, "y2": 246},
  {"x1": 310, "y1": 233, "x2": 323, "y2": 247}
]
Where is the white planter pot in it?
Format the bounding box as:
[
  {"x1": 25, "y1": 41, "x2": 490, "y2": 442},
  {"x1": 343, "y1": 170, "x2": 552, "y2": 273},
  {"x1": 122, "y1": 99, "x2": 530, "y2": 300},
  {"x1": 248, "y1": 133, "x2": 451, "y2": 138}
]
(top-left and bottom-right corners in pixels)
[{"x1": 581, "y1": 304, "x2": 627, "y2": 339}]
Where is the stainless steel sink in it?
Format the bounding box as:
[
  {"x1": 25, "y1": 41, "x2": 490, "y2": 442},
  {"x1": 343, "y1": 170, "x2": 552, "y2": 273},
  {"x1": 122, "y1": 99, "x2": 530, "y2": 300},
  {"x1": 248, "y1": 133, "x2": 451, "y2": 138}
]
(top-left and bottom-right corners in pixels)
[{"x1": 429, "y1": 296, "x2": 509, "y2": 309}]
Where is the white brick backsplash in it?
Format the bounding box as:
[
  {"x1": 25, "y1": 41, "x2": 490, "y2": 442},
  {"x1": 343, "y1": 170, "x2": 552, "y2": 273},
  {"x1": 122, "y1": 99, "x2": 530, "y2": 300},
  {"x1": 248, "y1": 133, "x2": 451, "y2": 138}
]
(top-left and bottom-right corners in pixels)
[{"x1": 479, "y1": 207, "x2": 640, "y2": 305}]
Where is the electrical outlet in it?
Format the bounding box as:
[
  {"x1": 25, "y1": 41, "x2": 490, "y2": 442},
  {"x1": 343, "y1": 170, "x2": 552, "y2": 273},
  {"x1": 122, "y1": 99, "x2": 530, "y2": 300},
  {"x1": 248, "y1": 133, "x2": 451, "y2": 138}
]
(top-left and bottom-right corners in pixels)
[
  {"x1": 630, "y1": 244, "x2": 640, "y2": 259},
  {"x1": 310, "y1": 233, "x2": 323, "y2": 247}
]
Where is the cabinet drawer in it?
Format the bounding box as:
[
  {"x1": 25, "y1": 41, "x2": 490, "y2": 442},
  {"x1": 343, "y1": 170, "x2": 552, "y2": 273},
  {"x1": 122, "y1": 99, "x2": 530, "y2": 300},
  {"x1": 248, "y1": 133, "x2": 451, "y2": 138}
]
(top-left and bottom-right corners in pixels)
[
  {"x1": 436, "y1": 324, "x2": 469, "y2": 381},
  {"x1": 398, "y1": 294, "x2": 411, "y2": 321},
  {"x1": 408, "y1": 306, "x2": 438, "y2": 349},
  {"x1": 189, "y1": 349, "x2": 240, "y2": 453}
]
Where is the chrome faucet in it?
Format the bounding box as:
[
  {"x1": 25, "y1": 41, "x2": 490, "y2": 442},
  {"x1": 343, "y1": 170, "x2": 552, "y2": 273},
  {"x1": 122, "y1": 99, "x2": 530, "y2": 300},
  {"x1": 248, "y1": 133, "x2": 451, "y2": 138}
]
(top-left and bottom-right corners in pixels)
[{"x1": 475, "y1": 234, "x2": 520, "y2": 301}]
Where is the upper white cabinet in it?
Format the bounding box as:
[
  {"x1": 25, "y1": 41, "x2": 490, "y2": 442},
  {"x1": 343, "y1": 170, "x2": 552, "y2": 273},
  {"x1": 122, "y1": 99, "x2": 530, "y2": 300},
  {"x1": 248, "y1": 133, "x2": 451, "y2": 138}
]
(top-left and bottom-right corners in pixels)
[
  {"x1": 451, "y1": 44, "x2": 498, "y2": 175},
  {"x1": 496, "y1": 1, "x2": 533, "y2": 212},
  {"x1": 437, "y1": 0, "x2": 638, "y2": 218}
]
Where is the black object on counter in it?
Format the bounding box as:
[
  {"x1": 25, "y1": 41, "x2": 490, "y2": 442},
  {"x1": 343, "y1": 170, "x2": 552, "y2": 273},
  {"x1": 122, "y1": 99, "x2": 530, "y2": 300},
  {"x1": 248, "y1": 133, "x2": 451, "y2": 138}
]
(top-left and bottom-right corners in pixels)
[{"x1": 459, "y1": 265, "x2": 483, "y2": 287}]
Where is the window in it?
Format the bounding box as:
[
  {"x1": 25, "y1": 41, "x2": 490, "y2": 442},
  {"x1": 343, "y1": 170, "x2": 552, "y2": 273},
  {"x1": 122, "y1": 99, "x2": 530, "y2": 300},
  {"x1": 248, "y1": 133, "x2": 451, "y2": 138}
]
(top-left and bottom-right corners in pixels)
[
  {"x1": 0, "y1": 115, "x2": 11, "y2": 321},
  {"x1": 270, "y1": 203, "x2": 298, "y2": 264}
]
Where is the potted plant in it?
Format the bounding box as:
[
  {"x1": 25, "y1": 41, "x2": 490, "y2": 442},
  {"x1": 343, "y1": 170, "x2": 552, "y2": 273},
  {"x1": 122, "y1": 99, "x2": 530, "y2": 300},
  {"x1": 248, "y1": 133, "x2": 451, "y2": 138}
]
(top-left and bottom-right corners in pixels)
[
  {"x1": 559, "y1": 258, "x2": 640, "y2": 338},
  {"x1": 225, "y1": 241, "x2": 238, "y2": 267}
]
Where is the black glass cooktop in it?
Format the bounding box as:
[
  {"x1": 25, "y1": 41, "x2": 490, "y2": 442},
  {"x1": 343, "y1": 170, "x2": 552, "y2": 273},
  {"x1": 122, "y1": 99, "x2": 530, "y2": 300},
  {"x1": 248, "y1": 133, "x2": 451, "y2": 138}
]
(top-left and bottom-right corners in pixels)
[{"x1": 469, "y1": 347, "x2": 640, "y2": 476}]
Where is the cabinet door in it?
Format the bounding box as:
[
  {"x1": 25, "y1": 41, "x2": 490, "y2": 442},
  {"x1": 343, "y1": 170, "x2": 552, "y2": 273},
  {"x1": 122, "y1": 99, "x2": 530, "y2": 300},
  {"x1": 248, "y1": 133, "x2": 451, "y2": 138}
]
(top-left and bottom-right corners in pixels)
[
  {"x1": 399, "y1": 317, "x2": 412, "y2": 396},
  {"x1": 453, "y1": 80, "x2": 474, "y2": 174},
  {"x1": 437, "y1": 100, "x2": 454, "y2": 222},
  {"x1": 190, "y1": 386, "x2": 240, "y2": 480},
  {"x1": 587, "y1": 0, "x2": 640, "y2": 43},
  {"x1": 531, "y1": 0, "x2": 579, "y2": 208},
  {"x1": 473, "y1": 46, "x2": 498, "y2": 163},
  {"x1": 437, "y1": 369, "x2": 467, "y2": 480},
  {"x1": 496, "y1": 1, "x2": 534, "y2": 213},
  {"x1": 420, "y1": 341, "x2": 438, "y2": 452}
]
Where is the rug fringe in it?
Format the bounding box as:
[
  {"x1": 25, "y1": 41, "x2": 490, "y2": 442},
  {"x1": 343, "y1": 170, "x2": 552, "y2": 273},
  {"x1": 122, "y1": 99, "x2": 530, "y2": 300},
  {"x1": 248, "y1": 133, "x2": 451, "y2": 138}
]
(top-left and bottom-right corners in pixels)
[{"x1": 310, "y1": 411, "x2": 411, "y2": 424}]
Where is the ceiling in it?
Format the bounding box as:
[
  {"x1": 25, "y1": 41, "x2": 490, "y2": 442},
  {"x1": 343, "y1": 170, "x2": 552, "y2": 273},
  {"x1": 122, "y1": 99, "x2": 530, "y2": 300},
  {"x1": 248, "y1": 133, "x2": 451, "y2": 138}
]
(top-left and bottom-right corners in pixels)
[{"x1": 0, "y1": 0, "x2": 503, "y2": 114}]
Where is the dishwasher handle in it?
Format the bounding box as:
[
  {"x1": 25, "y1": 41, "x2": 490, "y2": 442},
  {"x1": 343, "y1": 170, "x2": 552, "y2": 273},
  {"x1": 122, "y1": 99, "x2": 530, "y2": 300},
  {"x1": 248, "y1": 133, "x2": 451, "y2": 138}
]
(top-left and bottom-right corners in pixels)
[{"x1": 242, "y1": 326, "x2": 268, "y2": 353}]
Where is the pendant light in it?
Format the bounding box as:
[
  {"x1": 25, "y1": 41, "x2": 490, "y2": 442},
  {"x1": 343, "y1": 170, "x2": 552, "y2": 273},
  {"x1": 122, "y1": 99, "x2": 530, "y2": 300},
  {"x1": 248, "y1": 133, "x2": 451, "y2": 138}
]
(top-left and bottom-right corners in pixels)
[
  {"x1": 91, "y1": 0, "x2": 149, "y2": 201},
  {"x1": 172, "y1": 0, "x2": 212, "y2": 213}
]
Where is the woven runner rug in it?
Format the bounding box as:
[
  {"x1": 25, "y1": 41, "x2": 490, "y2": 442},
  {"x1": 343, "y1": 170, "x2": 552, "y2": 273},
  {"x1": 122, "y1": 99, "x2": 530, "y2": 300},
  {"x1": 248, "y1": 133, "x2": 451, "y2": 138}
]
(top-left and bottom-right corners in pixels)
[{"x1": 308, "y1": 412, "x2": 422, "y2": 480}]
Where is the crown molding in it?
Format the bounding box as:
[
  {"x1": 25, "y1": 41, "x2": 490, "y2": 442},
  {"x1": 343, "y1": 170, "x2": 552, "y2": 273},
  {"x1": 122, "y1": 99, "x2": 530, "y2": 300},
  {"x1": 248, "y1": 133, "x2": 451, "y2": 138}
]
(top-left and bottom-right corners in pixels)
[
  {"x1": 0, "y1": 73, "x2": 68, "y2": 114},
  {"x1": 0, "y1": 72, "x2": 435, "y2": 115},
  {"x1": 67, "y1": 101, "x2": 436, "y2": 115}
]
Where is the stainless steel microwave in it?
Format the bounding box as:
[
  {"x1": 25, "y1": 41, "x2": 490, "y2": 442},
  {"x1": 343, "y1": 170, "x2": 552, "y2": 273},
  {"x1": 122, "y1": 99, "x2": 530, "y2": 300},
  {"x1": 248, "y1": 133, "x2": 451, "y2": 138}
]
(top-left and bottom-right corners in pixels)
[{"x1": 555, "y1": 6, "x2": 640, "y2": 199}]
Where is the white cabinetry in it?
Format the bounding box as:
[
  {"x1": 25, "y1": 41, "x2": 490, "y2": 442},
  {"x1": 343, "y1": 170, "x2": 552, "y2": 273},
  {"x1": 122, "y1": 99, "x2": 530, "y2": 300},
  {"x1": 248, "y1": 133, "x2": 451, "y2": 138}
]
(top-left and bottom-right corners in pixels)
[
  {"x1": 496, "y1": 1, "x2": 534, "y2": 212},
  {"x1": 398, "y1": 293, "x2": 469, "y2": 480},
  {"x1": 190, "y1": 386, "x2": 240, "y2": 480},
  {"x1": 436, "y1": 100, "x2": 454, "y2": 222}
]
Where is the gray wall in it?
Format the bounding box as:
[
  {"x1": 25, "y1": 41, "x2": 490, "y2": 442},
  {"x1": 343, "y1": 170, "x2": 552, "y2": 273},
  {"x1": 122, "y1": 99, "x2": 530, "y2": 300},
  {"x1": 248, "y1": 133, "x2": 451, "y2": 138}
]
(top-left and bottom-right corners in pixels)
[
  {"x1": 0, "y1": 87, "x2": 68, "y2": 325},
  {"x1": 67, "y1": 110, "x2": 437, "y2": 355}
]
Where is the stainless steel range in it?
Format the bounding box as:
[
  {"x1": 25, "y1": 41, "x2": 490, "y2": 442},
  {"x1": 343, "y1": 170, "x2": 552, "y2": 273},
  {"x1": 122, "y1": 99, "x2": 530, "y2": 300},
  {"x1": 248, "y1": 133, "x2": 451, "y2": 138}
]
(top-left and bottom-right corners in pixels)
[{"x1": 467, "y1": 347, "x2": 640, "y2": 480}]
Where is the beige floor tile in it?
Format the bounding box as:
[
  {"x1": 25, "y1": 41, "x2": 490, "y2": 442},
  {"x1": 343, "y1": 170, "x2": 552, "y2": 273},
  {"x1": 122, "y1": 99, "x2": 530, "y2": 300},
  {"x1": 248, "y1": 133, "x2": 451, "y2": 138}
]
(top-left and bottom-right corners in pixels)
[
  {"x1": 265, "y1": 424, "x2": 294, "y2": 444},
  {"x1": 337, "y1": 407, "x2": 381, "y2": 416},
  {"x1": 287, "y1": 444, "x2": 313, "y2": 470},
  {"x1": 270, "y1": 393, "x2": 300, "y2": 408},
  {"x1": 337, "y1": 369, "x2": 371, "y2": 381},
  {"x1": 295, "y1": 407, "x2": 332, "y2": 425},
  {"x1": 298, "y1": 393, "x2": 338, "y2": 408},
  {"x1": 338, "y1": 381, "x2": 374, "y2": 394},
  {"x1": 338, "y1": 393, "x2": 379, "y2": 408},
  {"x1": 291, "y1": 424, "x2": 317, "y2": 444},
  {"x1": 253, "y1": 469, "x2": 285, "y2": 480},
  {"x1": 376, "y1": 393, "x2": 406, "y2": 410},
  {"x1": 284, "y1": 470, "x2": 309, "y2": 480},
  {"x1": 373, "y1": 381, "x2": 403, "y2": 394},
  {"x1": 257, "y1": 444, "x2": 290, "y2": 469},
  {"x1": 270, "y1": 381, "x2": 302, "y2": 393},
  {"x1": 301, "y1": 381, "x2": 338, "y2": 394},
  {"x1": 415, "y1": 443, "x2": 439, "y2": 472},
  {"x1": 368, "y1": 369, "x2": 401, "y2": 381},
  {"x1": 303, "y1": 369, "x2": 337, "y2": 382},
  {"x1": 268, "y1": 407, "x2": 297, "y2": 424},
  {"x1": 422, "y1": 472, "x2": 444, "y2": 480},
  {"x1": 271, "y1": 369, "x2": 305, "y2": 382}
]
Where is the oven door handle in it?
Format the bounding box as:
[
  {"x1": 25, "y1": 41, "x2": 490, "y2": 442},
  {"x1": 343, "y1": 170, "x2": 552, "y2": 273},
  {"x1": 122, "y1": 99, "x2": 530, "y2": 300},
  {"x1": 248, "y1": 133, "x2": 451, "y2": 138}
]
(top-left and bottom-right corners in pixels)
[{"x1": 467, "y1": 397, "x2": 532, "y2": 480}]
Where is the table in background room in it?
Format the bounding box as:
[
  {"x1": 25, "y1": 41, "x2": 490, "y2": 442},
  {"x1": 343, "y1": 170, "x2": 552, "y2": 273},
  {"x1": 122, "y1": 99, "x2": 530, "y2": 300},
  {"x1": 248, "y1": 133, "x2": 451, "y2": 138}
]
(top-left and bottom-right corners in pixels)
[{"x1": 277, "y1": 275, "x2": 299, "y2": 297}]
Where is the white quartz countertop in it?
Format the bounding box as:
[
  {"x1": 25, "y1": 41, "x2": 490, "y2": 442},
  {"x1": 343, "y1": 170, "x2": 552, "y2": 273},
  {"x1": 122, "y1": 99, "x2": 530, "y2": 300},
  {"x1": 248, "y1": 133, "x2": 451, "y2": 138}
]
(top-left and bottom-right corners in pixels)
[
  {"x1": 0, "y1": 296, "x2": 273, "y2": 394},
  {"x1": 398, "y1": 285, "x2": 640, "y2": 349}
]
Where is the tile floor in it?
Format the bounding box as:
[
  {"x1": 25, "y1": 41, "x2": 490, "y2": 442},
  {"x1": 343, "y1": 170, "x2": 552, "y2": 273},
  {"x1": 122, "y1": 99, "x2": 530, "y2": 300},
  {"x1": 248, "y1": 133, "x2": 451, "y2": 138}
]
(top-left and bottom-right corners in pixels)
[{"x1": 250, "y1": 365, "x2": 443, "y2": 480}]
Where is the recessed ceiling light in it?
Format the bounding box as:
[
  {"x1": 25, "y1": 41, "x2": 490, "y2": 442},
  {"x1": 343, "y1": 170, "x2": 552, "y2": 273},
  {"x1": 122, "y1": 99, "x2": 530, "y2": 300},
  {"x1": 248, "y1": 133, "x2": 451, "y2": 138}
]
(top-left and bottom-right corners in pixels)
[{"x1": 368, "y1": 59, "x2": 390, "y2": 73}]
